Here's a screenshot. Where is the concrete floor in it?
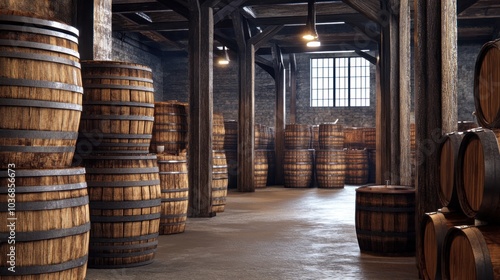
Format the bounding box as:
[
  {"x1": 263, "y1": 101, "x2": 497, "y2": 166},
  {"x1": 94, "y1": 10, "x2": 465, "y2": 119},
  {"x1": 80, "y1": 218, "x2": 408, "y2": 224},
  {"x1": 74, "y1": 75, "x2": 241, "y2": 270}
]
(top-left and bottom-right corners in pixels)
[{"x1": 85, "y1": 186, "x2": 419, "y2": 280}]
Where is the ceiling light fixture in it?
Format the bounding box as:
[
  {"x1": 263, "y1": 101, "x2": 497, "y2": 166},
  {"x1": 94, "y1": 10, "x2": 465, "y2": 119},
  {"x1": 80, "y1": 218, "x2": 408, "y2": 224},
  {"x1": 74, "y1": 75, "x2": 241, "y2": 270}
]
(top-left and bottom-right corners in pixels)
[
  {"x1": 303, "y1": 0, "x2": 319, "y2": 41},
  {"x1": 218, "y1": 46, "x2": 230, "y2": 65},
  {"x1": 307, "y1": 40, "x2": 321, "y2": 47}
]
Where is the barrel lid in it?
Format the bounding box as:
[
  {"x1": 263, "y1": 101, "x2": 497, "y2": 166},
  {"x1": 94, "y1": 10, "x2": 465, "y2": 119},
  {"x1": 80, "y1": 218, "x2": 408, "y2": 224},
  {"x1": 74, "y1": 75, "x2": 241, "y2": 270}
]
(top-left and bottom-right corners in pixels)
[{"x1": 356, "y1": 185, "x2": 415, "y2": 194}]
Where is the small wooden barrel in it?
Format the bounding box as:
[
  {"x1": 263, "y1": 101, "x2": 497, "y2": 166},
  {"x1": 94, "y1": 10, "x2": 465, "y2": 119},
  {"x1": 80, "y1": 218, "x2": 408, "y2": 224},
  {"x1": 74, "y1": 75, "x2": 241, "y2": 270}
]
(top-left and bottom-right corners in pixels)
[
  {"x1": 345, "y1": 149, "x2": 369, "y2": 185},
  {"x1": 458, "y1": 120, "x2": 478, "y2": 132},
  {"x1": 474, "y1": 39, "x2": 500, "y2": 128},
  {"x1": 157, "y1": 154, "x2": 188, "y2": 235},
  {"x1": 266, "y1": 149, "x2": 276, "y2": 186},
  {"x1": 212, "y1": 150, "x2": 228, "y2": 212},
  {"x1": 284, "y1": 149, "x2": 314, "y2": 188},
  {"x1": 78, "y1": 61, "x2": 155, "y2": 154},
  {"x1": 255, "y1": 150, "x2": 268, "y2": 188},
  {"x1": 0, "y1": 168, "x2": 89, "y2": 279},
  {"x1": 285, "y1": 124, "x2": 312, "y2": 149},
  {"x1": 442, "y1": 225, "x2": 500, "y2": 280},
  {"x1": 224, "y1": 149, "x2": 238, "y2": 189},
  {"x1": 318, "y1": 123, "x2": 344, "y2": 150},
  {"x1": 150, "y1": 101, "x2": 188, "y2": 154},
  {"x1": 344, "y1": 127, "x2": 365, "y2": 149},
  {"x1": 420, "y1": 211, "x2": 474, "y2": 280},
  {"x1": 355, "y1": 185, "x2": 415, "y2": 256},
  {"x1": 438, "y1": 132, "x2": 464, "y2": 210},
  {"x1": 0, "y1": 13, "x2": 82, "y2": 168},
  {"x1": 367, "y1": 149, "x2": 376, "y2": 183},
  {"x1": 255, "y1": 124, "x2": 270, "y2": 150},
  {"x1": 315, "y1": 150, "x2": 345, "y2": 188},
  {"x1": 223, "y1": 120, "x2": 237, "y2": 150},
  {"x1": 363, "y1": 127, "x2": 376, "y2": 150},
  {"x1": 83, "y1": 154, "x2": 161, "y2": 268},
  {"x1": 456, "y1": 129, "x2": 500, "y2": 221},
  {"x1": 311, "y1": 125, "x2": 320, "y2": 150},
  {"x1": 212, "y1": 113, "x2": 225, "y2": 150}
]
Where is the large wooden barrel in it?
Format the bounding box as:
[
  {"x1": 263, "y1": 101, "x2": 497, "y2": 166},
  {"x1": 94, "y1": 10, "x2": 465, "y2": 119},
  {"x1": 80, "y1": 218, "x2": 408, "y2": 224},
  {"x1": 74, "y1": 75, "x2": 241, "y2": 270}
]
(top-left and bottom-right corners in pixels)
[
  {"x1": 474, "y1": 39, "x2": 500, "y2": 128},
  {"x1": 78, "y1": 61, "x2": 155, "y2": 155},
  {"x1": 255, "y1": 150, "x2": 269, "y2": 188},
  {"x1": 318, "y1": 123, "x2": 344, "y2": 149},
  {"x1": 284, "y1": 149, "x2": 314, "y2": 188},
  {"x1": 420, "y1": 211, "x2": 474, "y2": 280},
  {"x1": 0, "y1": 13, "x2": 82, "y2": 169},
  {"x1": 442, "y1": 225, "x2": 500, "y2": 280},
  {"x1": 344, "y1": 127, "x2": 365, "y2": 149},
  {"x1": 355, "y1": 185, "x2": 415, "y2": 256},
  {"x1": 223, "y1": 120, "x2": 237, "y2": 150},
  {"x1": 0, "y1": 168, "x2": 89, "y2": 279},
  {"x1": 212, "y1": 150, "x2": 228, "y2": 212},
  {"x1": 212, "y1": 113, "x2": 225, "y2": 150},
  {"x1": 438, "y1": 132, "x2": 464, "y2": 210},
  {"x1": 82, "y1": 155, "x2": 161, "y2": 268},
  {"x1": 345, "y1": 149, "x2": 369, "y2": 185},
  {"x1": 285, "y1": 124, "x2": 312, "y2": 149},
  {"x1": 150, "y1": 101, "x2": 188, "y2": 154},
  {"x1": 0, "y1": 2, "x2": 76, "y2": 25},
  {"x1": 157, "y1": 154, "x2": 188, "y2": 235},
  {"x1": 255, "y1": 124, "x2": 270, "y2": 150},
  {"x1": 456, "y1": 129, "x2": 500, "y2": 221},
  {"x1": 363, "y1": 127, "x2": 376, "y2": 150},
  {"x1": 315, "y1": 150, "x2": 345, "y2": 188}
]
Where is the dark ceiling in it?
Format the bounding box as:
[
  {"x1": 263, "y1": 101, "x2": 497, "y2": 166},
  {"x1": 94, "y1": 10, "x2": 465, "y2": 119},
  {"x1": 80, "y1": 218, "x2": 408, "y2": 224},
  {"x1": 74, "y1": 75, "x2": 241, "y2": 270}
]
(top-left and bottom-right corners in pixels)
[{"x1": 111, "y1": 0, "x2": 500, "y2": 57}]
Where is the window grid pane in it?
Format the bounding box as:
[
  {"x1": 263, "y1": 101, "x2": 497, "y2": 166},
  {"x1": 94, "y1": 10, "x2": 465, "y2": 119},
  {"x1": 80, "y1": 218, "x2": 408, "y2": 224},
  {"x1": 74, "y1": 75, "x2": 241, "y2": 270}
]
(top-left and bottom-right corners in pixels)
[{"x1": 310, "y1": 57, "x2": 370, "y2": 108}]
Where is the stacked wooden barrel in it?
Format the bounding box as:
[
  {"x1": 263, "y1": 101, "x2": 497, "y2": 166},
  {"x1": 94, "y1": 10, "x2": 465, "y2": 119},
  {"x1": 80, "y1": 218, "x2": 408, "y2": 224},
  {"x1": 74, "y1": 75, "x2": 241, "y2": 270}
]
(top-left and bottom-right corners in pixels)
[
  {"x1": 419, "y1": 39, "x2": 500, "y2": 279},
  {"x1": 344, "y1": 127, "x2": 371, "y2": 185},
  {"x1": 76, "y1": 61, "x2": 161, "y2": 268},
  {"x1": 150, "y1": 101, "x2": 188, "y2": 154},
  {"x1": 315, "y1": 123, "x2": 345, "y2": 188},
  {"x1": 0, "y1": 12, "x2": 90, "y2": 279},
  {"x1": 255, "y1": 124, "x2": 275, "y2": 188},
  {"x1": 284, "y1": 124, "x2": 314, "y2": 188},
  {"x1": 212, "y1": 113, "x2": 228, "y2": 212}
]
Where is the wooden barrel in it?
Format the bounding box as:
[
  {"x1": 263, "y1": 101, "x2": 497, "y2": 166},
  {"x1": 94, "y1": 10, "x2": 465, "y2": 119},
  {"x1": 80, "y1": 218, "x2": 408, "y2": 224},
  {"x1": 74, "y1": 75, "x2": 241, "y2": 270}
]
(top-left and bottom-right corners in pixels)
[
  {"x1": 355, "y1": 185, "x2": 415, "y2": 256},
  {"x1": 212, "y1": 113, "x2": 225, "y2": 150},
  {"x1": 255, "y1": 150, "x2": 268, "y2": 188},
  {"x1": 224, "y1": 149, "x2": 238, "y2": 189},
  {"x1": 410, "y1": 123, "x2": 416, "y2": 151},
  {"x1": 458, "y1": 120, "x2": 478, "y2": 132},
  {"x1": 311, "y1": 125, "x2": 320, "y2": 150},
  {"x1": 212, "y1": 150, "x2": 228, "y2": 212},
  {"x1": 255, "y1": 124, "x2": 270, "y2": 150},
  {"x1": 367, "y1": 149, "x2": 376, "y2": 183},
  {"x1": 315, "y1": 150, "x2": 345, "y2": 188},
  {"x1": 0, "y1": 2, "x2": 76, "y2": 25},
  {"x1": 474, "y1": 39, "x2": 500, "y2": 128},
  {"x1": 82, "y1": 154, "x2": 161, "y2": 268},
  {"x1": 442, "y1": 225, "x2": 500, "y2": 280},
  {"x1": 318, "y1": 123, "x2": 344, "y2": 150},
  {"x1": 344, "y1": 127, "x2": 365, "y2": 149},
  {"x1": 223, "y1": 120, "x2": 237, "y2": 150},
  {"x1": 266, "y1": 149, "x2": 276, "y2": 186},
  {"x1": 285, "y1": 124, "x2": 312, "y2": 149},
  {"x1": 420, "y1": 211, "x2": 474, "y2": 280},
  {"x1": 456, "y1": 129, "x2": 500, "y2": 221},
  {"x1": 157, "y1": 154, "x2": 188, "y2": 235},
  {"x1": 438, "y1": 132, "x2": 464, "y2": 210},
  {"x1": 0, "y1": 168, "x2": 89, "y2": 279},
  {"x1": 150, "y1": 101, "x2": 188, "y2": 154},
  {"x1": 284, "y1": 149, "x2": 314, "y2": 188},
  {"x1": 78, "y1": 61, "x2": 155, "y2": 155},
  {"x1": 363, "y1": 127, "x2": 376, "y2": 150},
  {"x1": 345, "y1": 149, "x2": 369, "y2": 185},
  {"x1": 0, "y1": 13, "x2": 82, "y2": 169}
]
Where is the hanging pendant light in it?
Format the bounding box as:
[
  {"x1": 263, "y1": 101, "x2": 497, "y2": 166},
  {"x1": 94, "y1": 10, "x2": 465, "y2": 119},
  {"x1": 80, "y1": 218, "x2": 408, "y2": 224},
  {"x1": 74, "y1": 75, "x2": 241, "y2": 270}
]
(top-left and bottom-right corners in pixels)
[
  {"x1": 303, "y1": 0, "x2": 319, "y2": 41},
  {"x1": 218, "y1": 46, "x2": 230, "y2": 65}
]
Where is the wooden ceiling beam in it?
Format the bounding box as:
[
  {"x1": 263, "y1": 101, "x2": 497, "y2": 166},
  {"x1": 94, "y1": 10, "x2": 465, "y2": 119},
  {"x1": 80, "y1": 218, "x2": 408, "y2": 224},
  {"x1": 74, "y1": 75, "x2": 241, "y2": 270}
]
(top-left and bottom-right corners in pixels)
[
  {"x1": 157, "y1": 0, "x2": 190, "y2": 19},
  {"x1": 112, "y1": 2, "x2": 171, "y2": 13},
  {"x1": 249, "y1": 25, "x2": 284, "y2": 50},
  {"x1": 457, "y1": 0, "x2": 480, "y2": 14},
  {"x1": 341, "y1": 0, "x2": 381, "y2": 24},
  {"x1": 214, "y1": 0, "x2": 249, "y2": 24}
]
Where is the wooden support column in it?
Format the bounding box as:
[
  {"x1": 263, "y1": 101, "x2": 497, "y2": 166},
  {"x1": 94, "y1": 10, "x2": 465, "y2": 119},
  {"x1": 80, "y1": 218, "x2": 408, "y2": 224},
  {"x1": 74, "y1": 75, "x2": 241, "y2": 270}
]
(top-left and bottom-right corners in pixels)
[
  {"x1": 289, "y1": 54, "x2": 297, "y2": 124},
  {"x1": 442, "y1": 0, "x2": 458, "y2": 133},
  {"x1": 187, "y1": 0, "x2": 216, "y2": 217},
  {"x1": 76, "y1": 0, "x2": 112, "y2": 60},
  {"x1": 232, "y1": 13, "x2": 255, "y2": 192},
  {"x1": 273, "y1": 45, "x2": 286, "y2": 186},
  {"x1": 399, "y1": 0, "x2": 412, "y2": 186},
  {"x1": 414, "y1": 0, "x2": 443, "y2": 272}
]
